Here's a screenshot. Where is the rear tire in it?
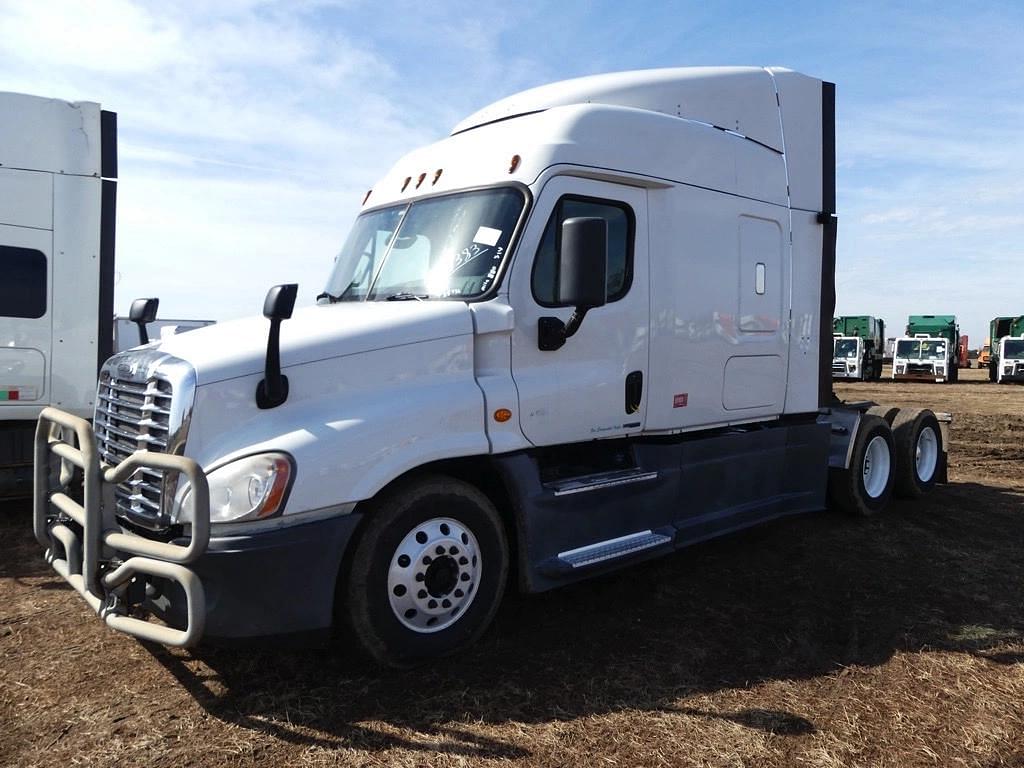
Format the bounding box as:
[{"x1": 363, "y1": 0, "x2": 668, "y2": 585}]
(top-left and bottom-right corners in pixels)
[
  {"x1": 866, "y1": 405, "x2": 900, "y2": 425},
  {"x1": 828, "y1": 414, "x2": 896, "y2": 516},
  {"x1": 342, "y1": 475, "x2": 509, "y2": 667},
  {"x1": 891, "y1": 408, "x2": 942, "y2": 499}
]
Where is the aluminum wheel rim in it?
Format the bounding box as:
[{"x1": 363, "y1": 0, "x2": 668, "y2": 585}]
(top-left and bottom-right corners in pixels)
[
  {"x1": 862, "y1": 435, "x2": 891, "y2": 499},
  {"x1": 915, "y1": 426, "x2": 938, "y2": 483},
  {"x1": 387, "y1": 517, "x2": 480, "y2": 634}
]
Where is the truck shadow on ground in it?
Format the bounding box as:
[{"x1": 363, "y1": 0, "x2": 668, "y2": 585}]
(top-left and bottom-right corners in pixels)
[{"x1": 140, "y1": 480, "x2": 1024, "y2": 759}]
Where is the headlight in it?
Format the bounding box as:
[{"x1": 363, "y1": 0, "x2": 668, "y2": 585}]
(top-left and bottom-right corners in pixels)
[
  {"x1": 849, "y1": 364, "x2": 857, "y2": 371},
  {"x1": 172, "y1": 452, "x2": 293, "y2": 525}
]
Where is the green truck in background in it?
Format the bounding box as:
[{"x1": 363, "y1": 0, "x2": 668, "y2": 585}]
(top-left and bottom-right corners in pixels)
[
  {"x1": 989, "y1": 315, "x2": 1024, "y2": 383},
  {"x1": 892, "y1": 315, "x2": 960, "y2": 383},
  {"x1": 832, "y1": 315, "x2": 885, "y2": 380}
]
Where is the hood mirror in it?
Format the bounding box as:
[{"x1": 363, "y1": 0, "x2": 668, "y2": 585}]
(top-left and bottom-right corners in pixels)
[
  {"x1": 128, "y1": 297, "x2": 159, "y2": 345},
  {"x1": 256, "y1": 284, "x2": 298, "y2": 409}
]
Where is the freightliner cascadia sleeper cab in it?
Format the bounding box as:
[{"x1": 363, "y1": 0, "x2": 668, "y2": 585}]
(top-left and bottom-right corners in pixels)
[{"x1": 33, "y1": 68, "x2": 951, "y2": 666}]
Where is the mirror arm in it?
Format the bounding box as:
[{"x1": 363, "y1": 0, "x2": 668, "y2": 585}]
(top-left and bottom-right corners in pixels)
[
  {"x1": 562, "y1": 307, "x2": 589, "y2": 339},
  {"x1": 256, "y1": 316, "x2": 288, "y2": 409}
]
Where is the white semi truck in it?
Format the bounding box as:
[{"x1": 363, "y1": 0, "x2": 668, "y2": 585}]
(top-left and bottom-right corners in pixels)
[
  {"x1": 32, "y1": 68, "x2": 951, "y2": 666},
  {"x1": 832, "y1": 315, "x2": 885, "y2": 381},
  {"x1": 996, "y1": 336, "x2": 1024, "y2": 383}
]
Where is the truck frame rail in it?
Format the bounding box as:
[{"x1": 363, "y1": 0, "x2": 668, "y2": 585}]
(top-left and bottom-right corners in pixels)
[{"x1": 32, "y1": 407, "x2": 210, "y2": 647}]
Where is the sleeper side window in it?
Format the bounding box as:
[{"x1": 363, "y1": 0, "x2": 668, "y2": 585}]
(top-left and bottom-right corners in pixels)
[
  {"x1": 0, "y1": 246, "x2": 47, "y2": 319},
  {"x1": 531, "y1": 196, "x2": 634, "y2": 307}
]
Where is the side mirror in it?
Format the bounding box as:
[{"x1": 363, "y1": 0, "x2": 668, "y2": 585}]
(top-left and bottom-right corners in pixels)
[
  {"x1": 557, "y1": 217, "x2": 607, "y2": 309},
  {"x1": 538, "y1": 217, "x2": 608, "y2": 351},
  {"x1": 256, "y1": 284, "x2": 298, "y2": 409},
  {"x1": 128, "y1": 297, "x2": 159, "y2": 345}
]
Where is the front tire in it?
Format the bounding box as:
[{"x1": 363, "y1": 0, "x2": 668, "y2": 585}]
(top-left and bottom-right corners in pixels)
[
  {"x1": 828, "y1": 414, "x2": 896, "y2": 516},
  {"x1": 342, "y1": 475, "x2": 509, "y2": 667},
  {"x1": 891, "y1": 408, "x2": 942, "y2": 498}
]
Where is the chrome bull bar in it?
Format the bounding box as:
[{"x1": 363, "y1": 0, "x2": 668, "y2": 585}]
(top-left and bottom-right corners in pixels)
[{"x1": 33, "y1": 407, "x2": 210, "y2": 647}]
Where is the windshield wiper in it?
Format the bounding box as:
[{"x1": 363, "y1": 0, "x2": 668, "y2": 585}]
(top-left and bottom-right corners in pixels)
[
  {"x1": 318, "y1": 280, "x2": 364, "y2": 304},
  {"x1": 385, "y1": 292, "x2": 429, "y2": 301}
]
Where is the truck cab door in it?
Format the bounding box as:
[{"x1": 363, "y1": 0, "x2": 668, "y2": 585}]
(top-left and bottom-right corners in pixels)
[{"x1": 509, "y1": 177, "x2": 648, "y2": 446}]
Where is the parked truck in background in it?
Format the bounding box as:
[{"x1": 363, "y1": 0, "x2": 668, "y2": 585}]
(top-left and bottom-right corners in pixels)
[
  {"x1": 0, "y1": 93, "x2": 212, "y2": 499},
  {"x1": 978, "y1": 339, "x2": 992, "y2": 369},
  {"x1": 958, "y1": 335, "x2": 970, "y2": 368},
  {"x1": 32, "y1": 69, "x2": 952, "y2": 666},
  {"x1": 892, "y1": 315, "x2": 960, "y2": 383},
  {"x1": 831, "y1": 315, "x2": 884, "y2": 380},
  {"x1": 987, "y1": 316, "x2": 1024, "y2": 383},
  {"x1": 0, "y1": 92, "x2": 116, "y2": 498}
]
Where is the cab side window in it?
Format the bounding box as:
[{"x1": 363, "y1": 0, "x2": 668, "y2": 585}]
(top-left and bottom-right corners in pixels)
[
  {"x1": 532, "y1": 196, "x2": 634, "y2": 307},
  {"x1": 0, "y1": 246, "x2": 47, "y2": 319}
]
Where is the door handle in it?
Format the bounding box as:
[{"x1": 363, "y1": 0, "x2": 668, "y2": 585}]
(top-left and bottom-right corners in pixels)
[{"x1": 625, "y1": 370, "x2": 643, "y2": 414}]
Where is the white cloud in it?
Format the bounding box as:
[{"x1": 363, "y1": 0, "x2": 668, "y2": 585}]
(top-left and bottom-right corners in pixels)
[{"x1": 0, "y1": 0, "x2": 184, "y2": 73}]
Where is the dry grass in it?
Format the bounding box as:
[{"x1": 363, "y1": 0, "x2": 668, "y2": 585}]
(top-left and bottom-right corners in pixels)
[{"x1": 2, "y1": 368, "x2": 1024, "y2": 767}]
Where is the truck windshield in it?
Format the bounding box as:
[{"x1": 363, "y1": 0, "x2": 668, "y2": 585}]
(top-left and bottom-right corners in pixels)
[
  {"x1": 1004, "y1": 340, "x2": 1024, "y2": 358},
  {"x1": 896, "y1": 340, "x2": 920, "y2": 358},
  {"x1": 322, "y1": 187, "x2": 525, "y2": 301},
  {"x1": 834, "y1": 339, "x2": 858, "y2": 358},
  {"x1": 921, "y1": 340, "x2": 946, "y2": 359}
]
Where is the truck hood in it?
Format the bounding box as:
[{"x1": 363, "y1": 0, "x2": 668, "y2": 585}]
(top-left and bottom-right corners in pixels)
[{"x1": 153, "y1": 301, "x2": 475, "y2": 385}]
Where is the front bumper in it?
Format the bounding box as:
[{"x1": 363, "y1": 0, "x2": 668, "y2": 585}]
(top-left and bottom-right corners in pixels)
[
  {"x1": 832, "y1": 371, "x2": 861, "y2": 380},
  {"x1": 151, "y1": 512, "x2": 362, "y2": 643},
  {"x1": 893, "y1": 369, "x2": 946, "y2": 382},
  {"x1": 33, "y1": 407, "x2": 361, "y2": 647}
]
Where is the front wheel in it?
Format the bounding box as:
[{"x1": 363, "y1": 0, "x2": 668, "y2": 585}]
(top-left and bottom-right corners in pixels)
[
  {"x1": 828, "y1": 414, "x2": 896, "y2": 516},
  {"x1": 342, "y1": 475, "x2": 509, "y2": 667}
]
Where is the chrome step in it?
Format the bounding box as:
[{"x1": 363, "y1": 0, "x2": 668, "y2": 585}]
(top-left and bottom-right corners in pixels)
[
  {"x1": 558, "y1": 529, "x2": 673, "y2": 569},
  {"x1": 547, "y1": 469, "x2": 658, "y2": 496}
]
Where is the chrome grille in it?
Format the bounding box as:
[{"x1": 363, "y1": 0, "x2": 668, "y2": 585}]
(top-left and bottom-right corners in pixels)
[
  {"x1": 94, "y1": 350, "x2": 196, "y2": 531},
  {"x1": 95, "y1": 376, "x2": 173, "y2": 523}
]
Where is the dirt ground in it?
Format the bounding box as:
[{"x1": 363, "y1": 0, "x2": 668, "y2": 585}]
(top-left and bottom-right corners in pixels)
[{"x1": 2, "y1": 366, "x2": 1023, "y2": 767}]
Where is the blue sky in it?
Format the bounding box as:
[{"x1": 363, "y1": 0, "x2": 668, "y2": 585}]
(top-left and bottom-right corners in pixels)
[{"x1": 2, "y1": 0, "x2": 1021, "y2": 343}]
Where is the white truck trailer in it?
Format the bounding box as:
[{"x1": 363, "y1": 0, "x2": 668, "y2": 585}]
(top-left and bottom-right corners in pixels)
[{"x1": 32, "y1": 68, "x2": 950, "y2": 666}]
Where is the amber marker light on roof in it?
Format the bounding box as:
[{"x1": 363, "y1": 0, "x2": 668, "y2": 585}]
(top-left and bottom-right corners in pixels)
[
  {"x1": 509, "y1": 154, "x2": 521, "y2": 173},
  {"x1": 401, "y1": 176, "x2": 411, "y2": 192},
  {"x1": 362, "y1": 189, "x2": 372, "y2": 205},
  {"x1": 494, "y1": 408, "x2": 512, "y2": 423},
  {"x1": 433, "y1": 168, "x2": 443, "y2": 185},
  {"x1": 416, "y1": 172, "x2": 426, "y2": 189}
]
